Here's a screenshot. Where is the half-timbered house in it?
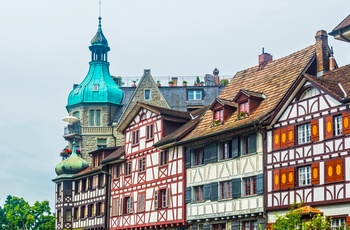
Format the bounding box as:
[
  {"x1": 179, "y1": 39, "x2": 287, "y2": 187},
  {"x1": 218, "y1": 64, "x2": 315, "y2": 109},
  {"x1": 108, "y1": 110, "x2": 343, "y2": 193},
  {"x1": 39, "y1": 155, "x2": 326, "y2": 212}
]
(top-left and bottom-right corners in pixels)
[{"x1": 109, "y1": 102, "x2": 193, "y2": 230}]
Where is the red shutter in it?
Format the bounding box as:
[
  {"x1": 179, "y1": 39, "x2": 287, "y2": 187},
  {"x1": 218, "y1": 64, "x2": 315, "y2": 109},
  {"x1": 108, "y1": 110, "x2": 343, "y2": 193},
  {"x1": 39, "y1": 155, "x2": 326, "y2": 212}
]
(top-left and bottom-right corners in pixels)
[
  {"x1": 325, "y1": 160, "x2": 335, "y2": 183},
  {"x1": 342, "y1": 111, "x2": 350, "y2": 135},
  {"x1": 334, "y1": 158, "x2": 344, "y2": 182},
  {"x1": 286, "y1": 167, "x2": 295, "y2": 188},
  {"x1": 280, "y1": 168, "x2": 288, "y2": 189},
  {"x1": 325, "y1": 116, "x2": 333, "y2": 139},
  {"x1": 273, "y1": 129, "x2": 281, "y2": 150},
  {"x1": 286, "y1": 126, "x2": 295, "y2": 147},
  {"x1": 311, "y1": 119, "x2": 319, "y2": 142},
  {"x1": 280, "y1": 127, "x2": 288, "y2": 149},
  {"x1": 311, "y1": 163, "x2": 320, "y2": 185},
  {"x1": 346, "y1": 216, "x2": 350, "y2": 228},
  {"x1": 273, "y1": 170, "x2": 280, "y2": 190}
]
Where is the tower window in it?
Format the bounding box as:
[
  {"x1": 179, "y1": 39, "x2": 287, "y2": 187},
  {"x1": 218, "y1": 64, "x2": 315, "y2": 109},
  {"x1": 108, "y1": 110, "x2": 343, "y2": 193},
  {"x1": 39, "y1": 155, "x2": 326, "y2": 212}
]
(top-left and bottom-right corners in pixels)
[
  {"x1": 89, "y1": 110, "x2": 101, "y2": 126},
  {"x1": 93, "y1": 84, "x2": 99, "y2": 92},
  {"x1": 145, "y1": 90, "x2": 151, "y2": 100},
  {"x1": 97, "y1": 138, "x2": 107, "y2": 149}
]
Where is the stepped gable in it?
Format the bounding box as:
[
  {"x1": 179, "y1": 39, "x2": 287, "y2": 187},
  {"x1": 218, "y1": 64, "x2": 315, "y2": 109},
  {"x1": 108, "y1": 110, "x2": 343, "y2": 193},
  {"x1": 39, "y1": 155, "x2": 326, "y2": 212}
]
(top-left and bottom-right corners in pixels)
[{"x1": 181, "y1": 44, "x2": 316, "y2": 142}]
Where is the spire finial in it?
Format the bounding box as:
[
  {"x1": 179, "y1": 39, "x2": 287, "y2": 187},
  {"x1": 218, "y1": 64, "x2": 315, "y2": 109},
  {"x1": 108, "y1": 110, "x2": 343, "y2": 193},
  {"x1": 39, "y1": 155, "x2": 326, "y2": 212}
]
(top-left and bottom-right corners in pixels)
[{"x1": 99, "y1": 0, "x2": 102, "y2": 18}]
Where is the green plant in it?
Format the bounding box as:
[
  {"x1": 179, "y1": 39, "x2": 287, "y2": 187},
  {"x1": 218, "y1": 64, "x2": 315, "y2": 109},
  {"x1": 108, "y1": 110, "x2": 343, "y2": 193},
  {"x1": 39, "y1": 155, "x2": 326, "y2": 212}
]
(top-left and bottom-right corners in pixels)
[
  {"x1": 238, "y1": 111, "x2": 248, "y2": 119},
  {"x1": 168, "y1": 80, "x2": 174, "y2": 84},
  {"x1": 220, "y1": 79, "x2": 229, "y2": 87},
  {"x1": 157, "y1": 80, "x2": 161, "y2": 84},
  {"x1": 212, "y1": 119, "x2": 222, "y2": 126},
  {"x1": 196, "y1": 76, "x2": 201, "y2": 84},
  {"x1": 132, "y1": 79, "x2": 138, "y2": 84},
  {"x1": 182, "y1": 80, "x2": 188, "y2": 84}
]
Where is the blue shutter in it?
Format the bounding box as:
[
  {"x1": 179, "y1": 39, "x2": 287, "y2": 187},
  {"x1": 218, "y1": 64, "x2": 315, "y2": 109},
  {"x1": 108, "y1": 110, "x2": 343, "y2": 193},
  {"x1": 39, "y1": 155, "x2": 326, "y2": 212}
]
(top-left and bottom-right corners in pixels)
[
  {"x1": 232, "y1": 136, "x2": 240, "y2": 158},
  {"x1": 231, "y1": 221, "x2": 240, "y2": 230},
  {"x1": 185, "y1": 149, "x2": 191, "y2": 168},
  {"x1": 256, "y1": 174, "x2": 263, "y2": 195},
  {"x1": 204, "y1": 184, "x2": 211, "y2": 200},
  {"x1": 185, "y1": 187, "x2": 192, "y2": 203},
  {"x1": 232, "y1": 178, "x2": 241, "y2": 198},
  {"x1": 210, "y1": 182, "x2": 218, "y2": 201},
  {"x1": 204, "y1": 142, "x2": 217, "y2": 164},
  {"x1": 248, "y1": 133, "x2": 257, "y2": 154}
]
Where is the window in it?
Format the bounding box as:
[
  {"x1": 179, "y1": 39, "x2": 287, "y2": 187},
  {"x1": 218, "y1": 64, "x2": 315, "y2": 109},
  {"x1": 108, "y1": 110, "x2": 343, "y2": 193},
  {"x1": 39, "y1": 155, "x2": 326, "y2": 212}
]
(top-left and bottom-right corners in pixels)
[
  {"x1": 125, "y1": 161, "x2": 132, "y2": 176},
  {"x1": 212, "y1": 223, "x2": 226, "y2": 230},
  {"x1": 219, "y1": 141, "x2": 231, "y2": 160},
  {"x1": 96, "y1": 202, "x2": 103, "y2": 216},
  {"x1": 112, "y1": 165, "x2": 120, "y2": 179},
  {"x1": 146, "y1": 124, "x2": 154, "y2": 140},
  {"x1": 160, "y1": 189, "x2": 168, "y2": 208},
  {"x1": 74, "y1": 181, "x2": 79, "y2": 193},
  {"x1": 139, "y1": 157, "x2": 146, "y2": 172},
  {"x1": 188, "y1": 90, "x2": 202, "y2": 100},
  {"x1": 98, "y1": 174, "x2": 104, "y2": 187},
  {"x1": 298, "y1": 166, "x2": 311, "y2": 186},
  {"x1": 74, "y1": 85, "x2": 80, "y2": 94},
  {"x1": 242, "y1": 220, "x2": 257, "y2": 230},
  {"x1": 89, "y1": 110, "x2": 101, "y2": 126},
  {"x1": 65, "y1": 209, "x2": 72, "y2": 222},
  {"x1": 80, "y1": 206, "x2": 86, "y2": 219},
  {"x1": 81, "y1": 179, "x2": 87, "y2": 192},
  {"x1": 193, "y1": 148, "x2": 204, "y2": 166},
  {"x1": 220, "y1": 180, "x2": 232, "y2": 199},
  {"x1": 214, "y1": 109, "x2": 224, "y2": 122},
  {"x1": 73, "y1": 207, "x2": 79, "y2": 220},
  {"x1": 140, "y1": 113, "x2": 146, "y2": 120},
  {"x1": 88, "y1": 204, "x2": 93, "y2": 217},
  {"x1": 57, "y1": 210, "x2": 62, "y2": 222},
  {"x1": 64, "y1": 181, "x2": 72, "y2": 196},
  {"x1": 300, "y1": 87, "x2": 319, "y2": 100},
  {"x1": 123, "y1": 197, "x2": 132, "y2": 214},
  {"x1": 334, "y1": 115, "x2": 342, "y2": 136},
  {"x1": 111, "y1": 198, "x2": 119, "y2": 216},
  {"x1": 194, "y1": 186, "x2": 204, "y2": 202},
  {"x1": 243, "y1": 177, "x2": 256, "y2": 196},
  {"x1": 137, "y1": 193, "x2": 146, "y2": 212},
  {"x1": 330, "y1": 218, "x2": 345, "y2": 229},
  {"x1": 93, "y1": 84, "x2": 99, "y2": 91},
  {"x1": 160, "y1": 150, "x2": 168, "y2": 166},
  {"x1": 241, "y1": 133, "x2": 257, "y2": 155},
  {"x1": 298, "y1": 123, "x2": 311, "y2": 144},
  {"x1": 132, "y1": 130, "x2": 139, "y2": 145},
  {"x1": 57, "y1": 183, "x2": 62, "y2": 198},
  {"x1": 239, "y1": 101, "x2": 249, "y2": 114},
  {"x1": 145, "y1": 89, "x2": 151, "y2": 100},
  {"x1": 97, "y1": 138, "x2": 107, "y2": 149},
  {"x1": 92, "y1": 175, "x2": 98, "y2": 189},
  {"x1": 93, "y1": 154, "x2": 102, "y2": 167}
]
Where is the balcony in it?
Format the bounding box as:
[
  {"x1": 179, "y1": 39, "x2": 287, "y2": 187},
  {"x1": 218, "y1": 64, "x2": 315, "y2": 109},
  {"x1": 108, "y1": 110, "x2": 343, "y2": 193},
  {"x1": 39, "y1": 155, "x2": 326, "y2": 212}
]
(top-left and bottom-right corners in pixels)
[{"x1": 63, "y1": 123, "x2": 81, "y2": 140}]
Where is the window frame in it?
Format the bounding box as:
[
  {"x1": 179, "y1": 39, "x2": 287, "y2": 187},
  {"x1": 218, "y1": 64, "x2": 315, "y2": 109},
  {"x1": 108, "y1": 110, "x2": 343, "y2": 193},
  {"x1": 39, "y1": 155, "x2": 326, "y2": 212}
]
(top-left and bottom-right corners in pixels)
[
  {"x1": 112, "y1": 164, "x2": 120, "y2": 179},
  {"x1": 242, "y1": 220, "x2": 258, "y2": 230},
  {"x1": 298, "y1": 123, "x2": 311, "y2": 144},
  {"x1": 298, "y1": 165, "x2": 311, "y2": 186},
  {"x1": 330, "y1": 218, "x2": 346, "y2": 229},
  {"x1": 239, "y1": 101, "x2": 249, "y2": 114},
  {"x1": 220, "y1": 180, "x2": 232, "y2": 199},
  {"x1": 132, "y1": 130, "x2": 139, "y2": 145},
  {"x1": 219, "y1": 141, "x2": 231, "y2": 160},
  {"x1": 139, "y1": 156, "x2": 146, "y2": 172},
  {"x1": 144, "y1": 89, "x2": 151, "y2": 100},
  {"x1": 194, "y1": 185, "x2": 204, "y2": 202},
  {"x1": 125, "y1": 161, "x2": 132, "y2": 176},
  {"x1": 187, "y1": 90, "x2": 202, "y2": 100},
  {"x1": 146, "y1": 124, "x2": 154, "y2": 140},
  {"x1": 334, "y1": 115, "x2": 342, "y2": 136},
  {"x1": 192, "y1": 148, "x2": 204, "y2": 166},
  {"x1": 160, "y1": 150, "x2": 168, "y2": 166},
  {"x1": 212, "y1": 223, "x2": 226, "y2": 230},
  {"x1": 243, "y1": 176, "x2": 257, "y2": 196},
  {"x1": 214, "y1": 109, "x2": 224, "y2": 122}
]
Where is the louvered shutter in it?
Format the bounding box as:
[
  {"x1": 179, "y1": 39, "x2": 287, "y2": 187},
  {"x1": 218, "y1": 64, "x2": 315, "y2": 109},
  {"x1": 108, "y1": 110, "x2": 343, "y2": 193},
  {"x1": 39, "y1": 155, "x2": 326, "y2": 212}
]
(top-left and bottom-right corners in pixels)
[
  {"x1": 232, "y1": 136, "x2": 240, "y2": 158},
  {"x1": 325, "y1": 160, "x2": 335, "y2": 183},
  {"x1": 325, "y1": 116, "x2": 333, "y2": 139},
  {"x1": 334, "y1": 158, "x2": 344, "y2": 182},
  {"x1": 185, "y1": 187, "x2": 192, "y2": 203},
  {"x1": 185, "y1": 149, "x2": 191, "y2": 168},
  {"x1": 210, "y1": 182, "x2": 218, "y2": 201},
  {"x1": 232, "y1": 178, "x2": 241, "y2": 198},
  {"x1": 343, "y1": 111, "x2": 350, "y2": 134},
  {"x1": 311, "y1": 163, "x2": 319, "y2": 185},
  {"x1": 256, "y1": 174, "x2": 263, "y2": 194},
  {"x1": 204, "y1": 184, "x2": 211, "y2": 200},
  {"x1": 248, "y1": 133, "x2": 257, "y2": 154},
  {"x1": 273, "y1": 128, "x2": 281, "y2": 150},
  {"x1": 280, "y1": 127, "x2": 288, "y2": 149},
  {"x1": 286, "y1": 125, "x2": 295, "y2": 147},
  {"x1": 154, "y1": 190, "x2": 159, "y2": 209},
  {"x1": 231, "y1": 221, "x2": 240, "y2": 230},
  {"x1": 273, "y1": 170, "x2": 280, "y2": 190},
  {"x1": 311, "y1": 119, "x2": 319, "y2": 142},
  {"x1": 204, "y1": 142, "x2": 217, "y2": 163}
]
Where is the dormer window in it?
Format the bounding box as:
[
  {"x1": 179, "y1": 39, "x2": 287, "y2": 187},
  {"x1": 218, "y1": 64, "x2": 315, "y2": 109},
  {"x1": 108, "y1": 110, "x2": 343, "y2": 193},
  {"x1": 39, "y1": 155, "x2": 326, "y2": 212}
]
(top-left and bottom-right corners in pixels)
[
  {"x1": 239, "y1": 101, "x2": 249, "y2": 114},
  {"x1": 209, "y1": 98, "x2": 237, "y2": 126},
  {"x1": 93, "y1": 84, "x2": 99, "y2": 92},
  {"x1": 214, "y1": 110, "x2": 223, "y2": 122},
  {"x1": 233, "y1": 89, "x2": 265, "y2": 119}
]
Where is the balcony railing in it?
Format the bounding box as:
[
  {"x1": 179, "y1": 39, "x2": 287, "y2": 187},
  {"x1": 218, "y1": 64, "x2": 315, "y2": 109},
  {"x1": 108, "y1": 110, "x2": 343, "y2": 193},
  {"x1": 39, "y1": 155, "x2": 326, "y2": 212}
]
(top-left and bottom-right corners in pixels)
[
  {"x1": 63, "y1": 123, "x2": 113, "y2": 136},
  {"x1": 64, "y1": 123, "x2": 81, "y2": 136}
]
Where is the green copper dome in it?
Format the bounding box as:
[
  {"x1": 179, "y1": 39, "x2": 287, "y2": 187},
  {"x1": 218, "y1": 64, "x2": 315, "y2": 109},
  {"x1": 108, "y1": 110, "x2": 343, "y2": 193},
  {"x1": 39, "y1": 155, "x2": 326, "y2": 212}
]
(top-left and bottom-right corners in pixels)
[
  {"x1": 67, "y1": 17, "x2": 123, "y2": 107},
  {"x1": 55, "y1": 145, "x2": 89, "y2": 178}
]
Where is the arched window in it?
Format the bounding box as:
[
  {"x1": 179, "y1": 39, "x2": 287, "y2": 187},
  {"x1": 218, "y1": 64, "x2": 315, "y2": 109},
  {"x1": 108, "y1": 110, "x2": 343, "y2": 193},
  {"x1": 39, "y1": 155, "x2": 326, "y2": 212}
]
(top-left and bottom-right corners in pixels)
[{"x1": 300, "y1": 87, "x2": 319, "y2": 100}]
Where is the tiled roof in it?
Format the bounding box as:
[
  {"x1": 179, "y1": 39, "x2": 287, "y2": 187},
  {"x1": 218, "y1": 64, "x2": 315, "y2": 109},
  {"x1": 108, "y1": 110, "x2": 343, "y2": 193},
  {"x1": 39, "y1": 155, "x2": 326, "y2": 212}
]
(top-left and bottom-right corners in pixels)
[
  {"x1": 101, "y1": 146, "x2": 125, "y2": 164},
  {"x1": 330, "y1": 14, "x2": 350, "y2": 33},
  {"x1": 321, "y1": 64, "x2": 350, "y2": 100},
  {"x1": 304, "y1": 73, "x2": 344, "y2": 101},
  {"x1": 180, "y1": 44, "x2": 316, "y2": 142}
]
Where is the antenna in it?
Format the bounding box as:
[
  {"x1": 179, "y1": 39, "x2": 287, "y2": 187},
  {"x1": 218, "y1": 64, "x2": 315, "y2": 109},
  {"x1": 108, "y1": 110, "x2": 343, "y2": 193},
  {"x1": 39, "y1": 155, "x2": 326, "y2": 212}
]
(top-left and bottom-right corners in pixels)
[{"x1": 99, "y1": 0, "x2": 102, "y2": 18}]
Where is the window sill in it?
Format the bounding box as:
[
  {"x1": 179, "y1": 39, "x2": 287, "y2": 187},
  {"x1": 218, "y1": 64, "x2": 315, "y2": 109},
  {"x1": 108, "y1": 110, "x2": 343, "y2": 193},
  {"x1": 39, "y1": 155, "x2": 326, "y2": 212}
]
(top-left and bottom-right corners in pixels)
[{"x1": 146, "y1": 138, "x2": 154, "y2": 142}]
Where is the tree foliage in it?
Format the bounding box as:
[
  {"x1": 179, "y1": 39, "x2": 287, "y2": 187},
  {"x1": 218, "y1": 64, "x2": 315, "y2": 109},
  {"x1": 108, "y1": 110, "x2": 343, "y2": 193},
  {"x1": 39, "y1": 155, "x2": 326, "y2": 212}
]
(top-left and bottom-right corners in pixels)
[{"x1": 0, "y1": 195, "x2": 55, "y2": 230}]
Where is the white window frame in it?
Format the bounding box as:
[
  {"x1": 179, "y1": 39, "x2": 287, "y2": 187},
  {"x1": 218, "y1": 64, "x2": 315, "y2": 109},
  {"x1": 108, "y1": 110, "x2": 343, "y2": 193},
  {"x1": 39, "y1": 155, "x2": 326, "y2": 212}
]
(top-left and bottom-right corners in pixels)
[
  {"x1": 298, "y1": 166, "x2": 311, "y2": 186},
  {"x1": 188, "y1": 90, "x2": 202, "y2": 100},
  {"x1": 334, "y1": 115, "x2": 342, "y2": 136},
  {"x1": 330, "y1": 218, "x2": 345, "y2": 229},
  {"x1": 146, "y1": 124, "x2": 154, "y2": 140},
  {"x1": 298, "y1": 123, "x2": 311, "y2": 144},
  {"x1": 144, "y1": 89, "x2": 151, "y2": 100}
]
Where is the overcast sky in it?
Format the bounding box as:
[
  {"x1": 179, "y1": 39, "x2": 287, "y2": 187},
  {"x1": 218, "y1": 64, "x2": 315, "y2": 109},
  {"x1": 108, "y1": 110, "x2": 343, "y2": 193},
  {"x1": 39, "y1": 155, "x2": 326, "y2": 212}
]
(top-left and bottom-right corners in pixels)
[{"x1": 0, "y1": 0, "x2": 349, "y2": 210}]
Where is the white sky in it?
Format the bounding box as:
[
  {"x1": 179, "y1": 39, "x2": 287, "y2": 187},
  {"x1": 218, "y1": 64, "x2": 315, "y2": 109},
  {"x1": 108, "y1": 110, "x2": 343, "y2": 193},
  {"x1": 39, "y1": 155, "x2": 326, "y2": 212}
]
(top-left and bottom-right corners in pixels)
[{"x1": 0, "y1": 0, "x2": 350, "y2": 210}]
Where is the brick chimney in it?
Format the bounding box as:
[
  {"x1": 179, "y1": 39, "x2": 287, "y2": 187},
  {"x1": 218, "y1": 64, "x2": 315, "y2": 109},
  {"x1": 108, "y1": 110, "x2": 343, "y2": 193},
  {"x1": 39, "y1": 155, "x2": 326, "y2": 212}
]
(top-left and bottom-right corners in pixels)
[
  {"x1": 258, "y1": 48, "x2": 273, "y2": 70},
  {"x1": 213, "y1": 68, "x2": 220, "y2": 86},
  {"x1": 315, "y1": 30, "x2": 330, "y2": 76},
  {"x1": 329, "y1": 46, "x2": 335, "y2": 71}
]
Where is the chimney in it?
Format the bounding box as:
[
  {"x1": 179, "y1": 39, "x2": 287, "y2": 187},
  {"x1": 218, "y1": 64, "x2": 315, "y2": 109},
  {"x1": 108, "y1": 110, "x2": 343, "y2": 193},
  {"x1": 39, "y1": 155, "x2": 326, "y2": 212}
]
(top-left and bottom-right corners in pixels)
[
  {"x1": 171, "y1": 77, "x2": 178, "y2": 86},
  {"x1": 258, "y1": 48, "x2": 273, "y2": 70},
  {"x1": 315, "y1": 30, "x2": 329, "y2": 76},
  {"x1": 329, "y1": 46, "x2": 335, "y2": 71},
  {"x1": 213, "y1": 68, "x2": 220, "y2": 86}
]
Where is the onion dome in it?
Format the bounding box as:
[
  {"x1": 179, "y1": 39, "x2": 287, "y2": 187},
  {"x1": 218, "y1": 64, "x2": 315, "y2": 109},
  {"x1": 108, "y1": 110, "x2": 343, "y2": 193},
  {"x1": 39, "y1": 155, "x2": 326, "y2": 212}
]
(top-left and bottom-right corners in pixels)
[
  {"x1": 55, "y1": 144, "x2": 89, "y2": 177},
  {"x1": 67, "y1": 17, "x2": 123, "y2": 108}
]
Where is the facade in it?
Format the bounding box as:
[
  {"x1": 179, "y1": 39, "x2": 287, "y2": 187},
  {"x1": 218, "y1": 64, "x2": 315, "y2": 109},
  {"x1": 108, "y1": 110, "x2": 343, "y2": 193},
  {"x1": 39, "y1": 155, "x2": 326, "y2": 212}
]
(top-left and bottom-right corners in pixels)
[{"x1": 108, "y1": 102, "x2": 193, "y2": 230}]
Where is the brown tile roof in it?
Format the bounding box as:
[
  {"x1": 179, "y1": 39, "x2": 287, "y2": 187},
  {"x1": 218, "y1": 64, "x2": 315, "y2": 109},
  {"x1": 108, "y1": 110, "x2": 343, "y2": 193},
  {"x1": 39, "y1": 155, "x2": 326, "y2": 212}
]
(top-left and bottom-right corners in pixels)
[
  {"x1": 330, "y1": 14, "x2": 350, "y2": 33},
  {"x1": 180, "y1": 44, "x2": 316, "y2": 143},
  {"x1": 101, "y1": 146, "x2": 125, "y2": 164},
  {"x1": 304, "y1": 73, "x2": 343, "y2": 101}
]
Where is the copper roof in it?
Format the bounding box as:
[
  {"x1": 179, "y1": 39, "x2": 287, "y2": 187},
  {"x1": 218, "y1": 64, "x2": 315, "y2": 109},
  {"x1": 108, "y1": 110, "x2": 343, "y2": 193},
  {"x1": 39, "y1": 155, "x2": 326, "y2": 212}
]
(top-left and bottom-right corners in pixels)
[{"x1": 180, "y1": 44, "x2": 316, "y2": 142}]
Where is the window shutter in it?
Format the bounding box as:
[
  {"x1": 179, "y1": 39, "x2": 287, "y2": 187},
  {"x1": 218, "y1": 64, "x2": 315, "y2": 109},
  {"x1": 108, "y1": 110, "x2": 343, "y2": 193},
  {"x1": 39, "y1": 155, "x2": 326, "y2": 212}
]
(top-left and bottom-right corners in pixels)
[
  {"x1": 204, "y1": 142, "x2": 217, "y2": 163},
  {"x1": 311, "y1": 163, "x2": 319, "y2": 185},
  {"x1": 311, "y1": 119, "x2": 319, "y2": 142},
  {"x1": 204, "y1": 184, "x2": 211, "y2": 200},
  {"x1": 273, "y1": 128, "x2": 281, "y2": 150},
  {"x1": 130, "y1": 195, "x2": 134, "y2": 213},
  {"x1": 342, "y1": 111, "x2": 350, "y2": 134},
  {"x1": 258, "y1": 219, "x2": 266, "y2": 230},
  {"x1": 185, "y1": 149, "x2": 191, "y2": 168},
  {"x1": 346, "y1": 216, "x2": 350, "y2": 228},
  {"x1": 273, "y1": 170, "x2": 280, "y2": 190},
  {"x1": 154, "y1": 190, "x2": 159, "y2": 209},
  {"x1": 231, "y1": 221, "x2": 240, "y2": 230},
  {"x1": 210, "y1": 182, "x2": 218, "y2": 201},
  {"x1": 280, "y1": 127, "x2": 288, "y2": 149},
  {"x1": 248, "y1": 133, "x2": 257, "y2": 154},
  {"x1": 185, "y1": 187, "x2": 192, "y2": 204},
  {"x1": 232, "y1": 178, "x2": 241, "y2": 198},
  {"x1": 202, "y1": 224, "x2": 210, "y2": 230},
  {"x1": 286, "y1": 125, "x2": 295, "y2": 147},
  {"x1": 325, "y1": 115, "x2": 333, "y2": 139},
  {"x1": 334, "y1": 158, "x2": 344, "y2": 182},
  {"x1": 325, "y1": 160, "x2": 335, "y2": 183},
  {"x1": 232, "y1": 136, "x2": 240, "y2": 158},
  {"x1": 120, "y1": 198, "x2": 124, "y2": 215},
  {"x1": 256, "y1": 174, "x2": 263, "y2": 194},
  {"x1": 280, "y1": 168, "x2": 288, "y2": 190},
  {"x1": 166, "y1": 188, "x2": 171, "y2": 207},
  {"x1": 285, "y1": 167, "x2": 295, "y2": 188}
]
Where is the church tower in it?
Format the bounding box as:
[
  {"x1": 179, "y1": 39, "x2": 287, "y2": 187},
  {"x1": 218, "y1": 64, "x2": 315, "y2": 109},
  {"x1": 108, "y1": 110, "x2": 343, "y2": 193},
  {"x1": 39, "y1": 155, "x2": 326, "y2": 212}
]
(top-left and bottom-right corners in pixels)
[{"x1": 62, "y1": 16, "x2": 123, "y2": 162}]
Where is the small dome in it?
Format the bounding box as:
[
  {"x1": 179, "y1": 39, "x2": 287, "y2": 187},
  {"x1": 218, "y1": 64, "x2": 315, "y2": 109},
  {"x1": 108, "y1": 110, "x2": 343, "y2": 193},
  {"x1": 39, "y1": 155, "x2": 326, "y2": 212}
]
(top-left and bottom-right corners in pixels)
[{"x1": 55, "y1": 145, "x2": 89, "y2": 176}]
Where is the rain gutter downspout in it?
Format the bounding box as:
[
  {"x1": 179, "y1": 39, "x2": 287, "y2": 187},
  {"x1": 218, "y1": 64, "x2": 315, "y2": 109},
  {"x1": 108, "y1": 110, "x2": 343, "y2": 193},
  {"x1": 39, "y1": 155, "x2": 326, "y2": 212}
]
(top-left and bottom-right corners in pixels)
[
  {"x1": 338, "y1": 82, "x2": 347, "y2": 99},
  {"x1": 339, "y1": 30, "x2": 350, "y2": 43}
]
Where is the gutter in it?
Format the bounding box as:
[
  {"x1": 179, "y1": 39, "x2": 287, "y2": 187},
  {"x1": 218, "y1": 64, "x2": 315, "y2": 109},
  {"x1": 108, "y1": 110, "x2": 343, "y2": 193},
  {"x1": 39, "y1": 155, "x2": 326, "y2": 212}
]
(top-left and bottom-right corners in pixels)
[{"x1": 338, "y1": 82, "x2": 348, "y2": 99}]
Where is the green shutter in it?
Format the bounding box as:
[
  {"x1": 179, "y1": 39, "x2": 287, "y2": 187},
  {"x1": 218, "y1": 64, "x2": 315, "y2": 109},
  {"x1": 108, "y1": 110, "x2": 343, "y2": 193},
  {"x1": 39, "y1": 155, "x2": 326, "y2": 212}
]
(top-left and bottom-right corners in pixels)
[
  {"x1": 258, "y1": 218, "x2": 266, "y2": 230},
  {"x1": 204, "y1": 142, "x2": 217, "y2": 163},
  {"x1": 248, "y1": 133, "x2": 257, "y2": 154},
  {"x1": 231, "y1": 221, "x2": 240, "y2": 230},
  {"x1": 232, "y1": 178, "x2": 241, "y2": 198},
  {"x1": 204, "y1": 184, "x2": 211, "y2": 200},
  {"x1": 256, "y1": 174, "x2": 263, "y2": 195},
  {"x1": 210, "y1": 182, "x2": 218, "y2": 201},
  {"x1": 185, "y1": 149, "x2": 191, "y2": 168},
  {"x1": 232, "y1": 136, "x2": 240, "y2": 158},
  {"x1": 185, "y1": 187, "x2": 192, "y2": 203}
]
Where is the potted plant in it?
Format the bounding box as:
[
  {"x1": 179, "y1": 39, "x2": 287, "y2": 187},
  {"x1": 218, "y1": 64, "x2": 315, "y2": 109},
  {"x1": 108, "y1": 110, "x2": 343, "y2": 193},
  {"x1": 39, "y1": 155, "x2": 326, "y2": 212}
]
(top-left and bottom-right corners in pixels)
[
  {"x1": 212, "y1": 119, "x2": 222, "y2": 126},
  {"x1": 182, "y1": 80, "x2": 188, "y2": 86},
  {"x1": 156, "y1": 80, "x2": 161, "y2": 87},
  {"x1": 131, "y1": 79, "x2": 138, "y2": 87},
  {"x1": 238, "y1": 111, "x2": 248, "y2": 119},
  {"x1": 196, "y1": 76, "x2": 201, "y2": 86},
  {"x1": 220, "y1": 79, "x2": 229, "y2": 87},
  {"x1": 168, "y1": 80, "x2": 174, "y2": 87}
]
